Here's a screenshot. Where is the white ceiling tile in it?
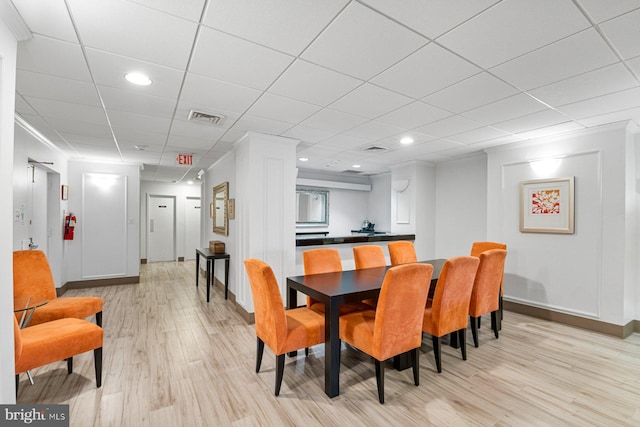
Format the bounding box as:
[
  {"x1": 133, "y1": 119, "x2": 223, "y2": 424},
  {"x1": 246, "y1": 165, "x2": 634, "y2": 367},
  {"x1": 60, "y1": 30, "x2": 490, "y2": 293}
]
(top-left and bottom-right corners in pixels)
[
  {"x1": 360, "y1": 0, "x2": 500, "y2": 39},
  {"x1": 578, "y1": 0, "x2": 640, "y2": 23},
  {"x1": 329, "y1": 83, "x2": 413, "y2": 119},
  {"x1": 527, "y1": 63, "x2": 639, "y2": 107},
  {"x1": 24, "y1": 97, "x2": 108, "y2": 125},
  {"x1": 578, "y1": 106, "x2": 640, "y2": 128},
  {"x1": 15, "y1": 96, "x2": 38, "y2": 115},
  {"x1": 166, "y1": 134, "x2": 216, "y2": 151},
  {"x1": 298, "y1": 108, "x2": 368, "y2": 133},
  {"x1": 627, "y1": 55, "x2": 640, "y2": 76},
  {"x1": 67, "y1": 143, "x2": 122, "y2": 160},
  {"x1": 128, "y1": 0, "x2": 206, "y2": 22},
  {"x1": 246, "y1": 93, "x2": 322, "y2": 124},
  {"x1": 169, "y1": 119, "x2": 229, "y2": 140},
  {"x1": 47, "y1": 119, "x2": 113, "y2": 138},
  {"x1": 447, "y1": 126, "x2": 510, "y2": 144},
  {"x1": 268, "y1": 60, "x2": 362, "y2": 107},
  {"x1": 16, "y1": 70, "x2": 101, "y2": 107},
  {"x1": 301, "y1": 2, "x2": 427, "y2": 80},
  {"x1": 373, "y1": 131, "x2": 437, "y2": 150},
  {"x1": 85, "y1": 48, "x2": 184, "y2": 100},
  {"x1": 315, "y1": 134, "x2": 370, "y2": 150},
  {"x1": 372, "y1": 43, "x2": 481, "y2": 98},
  {"x1": 376, "y1": 101, "x2": 452, "y2": 129},
  {"x1": 17, "y1": 35, "x2": 92, "y2": 82},
  {"x1": 111, "y1": 127, "x2": 167, "y2": 147},
  {"x1": 61, "y1": 133, "x2": 116, "y2": 147},
  {"x1": 342, "y1": 121, "x2": 406, "y2": 141},
  {"x1": 413, "y1": 139, "x2": 462, "y2": 153},
  {"x1": 107, "y1": 109, "x2": 171, "y2": 134},
  {"x1": 491, "y1": 29, "x2": 618, "y2": 90},
  {"x1": 282, "y1": 125, "x2": 337, "y2": 144},
  {"x1": 599, "y1": 8, "x2": 640, "y2": 59},
  {"x1": 461, "y1": 93, "x2": 549, "y2": 125},
  {"x1": 516, "y1": 121, "x2": 585, "y2": 140},
  {"x1": 437, "y1": 0, "x2": 590, "y2": 68},
  {"x1": 180, "y1": 73, "x2": 261, "y2": 113},
  {"x1": 67, "y1": 0, "x2": 197, "y2": 69},
  {"x1": 493, "y1": 109, "x2": 571, "y2": 133},
  {"x1": 98, "y1": 85, "x2": 176, "y2": 118},
  {"x1": 423, "y1": 72, "x2": 518, "y2": 113},
  {"x1": 556, "y1": 87, "x2": 640, "y2": 119},
  {"x1": 414, "y1": 115, "x2": 483, "y2": 138},
  {"x1": 229, "y1": 114, "x2": 293, "y2": 136},
  {"x1": 203, "y1": 0, "x2": 348, "y2": 56},
  {"x1": 11, "y1": 0, "x2": 78, "y2": 42},
  {"x1": 190, "y1": 27, "x2": 294, "y2": 90}
]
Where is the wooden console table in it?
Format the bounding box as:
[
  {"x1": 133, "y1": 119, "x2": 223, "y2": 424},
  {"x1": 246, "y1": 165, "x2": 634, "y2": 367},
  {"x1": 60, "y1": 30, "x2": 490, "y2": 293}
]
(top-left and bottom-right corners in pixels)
[{"x1": 195, "y1": 248, "x2": 230, "y2": 302}]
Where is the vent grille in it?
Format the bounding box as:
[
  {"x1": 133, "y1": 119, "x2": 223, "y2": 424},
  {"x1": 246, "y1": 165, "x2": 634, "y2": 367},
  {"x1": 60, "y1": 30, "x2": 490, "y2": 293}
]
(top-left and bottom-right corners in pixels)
[
  {"x1": 342, "y1": 169, "x2": 363, "y2": 174},
  {"x1": 188, "y1": 110, "x2": 226, "y2": 125},
  {"x1": 363, "y1": 145, "x2": 387, "y2": 152}
]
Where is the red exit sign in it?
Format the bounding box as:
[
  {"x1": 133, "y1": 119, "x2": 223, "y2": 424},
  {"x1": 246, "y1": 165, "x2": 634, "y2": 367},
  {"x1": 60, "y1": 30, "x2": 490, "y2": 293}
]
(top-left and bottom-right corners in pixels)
[{"x1": 176, "y1": 153, "x2": 193, "y2": 166}]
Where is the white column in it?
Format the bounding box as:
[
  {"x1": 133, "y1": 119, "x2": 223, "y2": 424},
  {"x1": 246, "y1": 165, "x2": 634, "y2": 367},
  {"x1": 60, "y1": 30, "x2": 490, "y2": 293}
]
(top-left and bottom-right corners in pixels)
[{"x1": 235, "y1": 132, "x2": 299, "y2": 312}]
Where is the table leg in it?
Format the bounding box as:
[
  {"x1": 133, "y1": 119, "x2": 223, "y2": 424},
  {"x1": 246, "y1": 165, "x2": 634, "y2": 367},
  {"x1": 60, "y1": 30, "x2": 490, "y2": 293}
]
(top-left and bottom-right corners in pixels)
[
  {"x1": 195, "y1": 252, "x2": 200, "y2": 288},
  {"x1": 325, "y1": 298, "x2": 340, "y2": 398},
  {"x1": 206, "y1": 259, "x2": 211, "y2": 303},
  {"x1": 224, "y1": 258, "x2": 230, "y2": 300}
]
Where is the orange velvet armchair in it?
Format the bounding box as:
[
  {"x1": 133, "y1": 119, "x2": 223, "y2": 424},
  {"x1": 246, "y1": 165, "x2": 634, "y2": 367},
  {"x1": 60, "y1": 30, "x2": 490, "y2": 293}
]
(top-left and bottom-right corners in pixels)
[
  {"x1": 353, "y1": 245, "x2": 387, "y2": 308},
  {"x1": 13, "y1": 250, "x2": 103, "y2": 327},
  {"x1": 388, "y1": 241, "x2": 417, "y2": 265},
  {"x1": 469, "y1": 249, "x2": 507, "y2": 347},
  {"x1": 339, "y1": 263, "x2": 433, "y2": 403},
  {"x1": 244, "y1": 258, "x2": 325, "y2": 396},
  {"x1": 422, "y1": 256, "x2": 479, "y2": 373},
  {"x1": 470, "y1": 241, "x2": 507, "y2": 322},
  {"x1": 14, "y1": 315, "x2": 103, "y2": 395}
]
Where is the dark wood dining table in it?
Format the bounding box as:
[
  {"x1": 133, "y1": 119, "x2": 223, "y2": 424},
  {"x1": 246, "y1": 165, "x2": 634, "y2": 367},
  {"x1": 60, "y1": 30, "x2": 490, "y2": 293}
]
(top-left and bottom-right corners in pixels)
[{"x1": 286, "y1": 258, "x2": 445, "y2": 398}]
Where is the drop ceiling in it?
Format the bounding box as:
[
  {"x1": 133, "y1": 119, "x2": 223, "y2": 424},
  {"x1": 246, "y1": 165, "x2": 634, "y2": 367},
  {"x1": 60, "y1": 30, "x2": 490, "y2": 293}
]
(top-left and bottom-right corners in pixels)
[{"x1": 9, "y1": 0, "x2": 640, "y2": 182}]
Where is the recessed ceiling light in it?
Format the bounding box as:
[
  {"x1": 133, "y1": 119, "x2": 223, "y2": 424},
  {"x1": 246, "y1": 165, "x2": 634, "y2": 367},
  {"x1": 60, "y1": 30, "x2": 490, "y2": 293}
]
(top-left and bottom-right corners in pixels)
[
  {"x1": 187, "y1": 180, "x2": 194, "y2": 185},
  {"x1": 352, "y1": 164, "x2": 361, "y2": 168},
  {"x1": 299, "y1": 157, "x2": 309, "y2": 162},
  {"x1": 400, "y1": 136, "x2": 414, "y2": 145},
  {"x1": 124, "y1": 72, "x2": 152, "y2": 86}
]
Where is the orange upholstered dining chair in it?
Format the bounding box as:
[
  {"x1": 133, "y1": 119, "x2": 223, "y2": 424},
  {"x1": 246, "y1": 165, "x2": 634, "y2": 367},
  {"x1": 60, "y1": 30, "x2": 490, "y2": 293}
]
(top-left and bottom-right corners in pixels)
[
  {"x1": 14, "y1": 315, "x2": 103, "y2": 395},
  {"x1": 422, "y1": 256, "x2": 480, "y2": 373},
  {"x1": 303, "y1": 248, "x2": 370, "y2": 315},
  {"x1": 244, "y1": 258, "x2": 325, "y2": 396},
  {"x1": 353, "y1": 245, "x2": 387, "y2": 308},
  {"x1": 339, "y1": 263, "x2": 433, "y2": 403},
  {"x1": 388, "y1": 241, "x2": 417, "y2": 265},
  {"x1": 470, "y1": 242, "x2": 507, "y2": 322},
  {"x1": 469, "y1": 249, "x2": 507, "y2": 347},
  {"x1": 13, "y1": 250, "x2": 103, "y2": 327}
]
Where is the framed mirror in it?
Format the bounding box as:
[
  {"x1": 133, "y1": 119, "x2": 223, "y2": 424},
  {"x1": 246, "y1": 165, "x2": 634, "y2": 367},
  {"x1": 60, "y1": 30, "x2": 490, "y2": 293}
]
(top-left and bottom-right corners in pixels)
[
  {"x1": 213, "y1": 182, "x2": 228, "y2": 235},
  {"x1": 296, "y1": 188, "x2": 329, "y2": 226}
]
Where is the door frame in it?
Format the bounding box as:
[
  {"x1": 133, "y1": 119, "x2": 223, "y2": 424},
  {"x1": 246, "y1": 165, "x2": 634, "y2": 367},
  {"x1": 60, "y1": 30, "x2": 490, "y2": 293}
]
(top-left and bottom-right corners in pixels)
[{"x1": 146, "y1": 194, "x2": 177, "y2": 262}]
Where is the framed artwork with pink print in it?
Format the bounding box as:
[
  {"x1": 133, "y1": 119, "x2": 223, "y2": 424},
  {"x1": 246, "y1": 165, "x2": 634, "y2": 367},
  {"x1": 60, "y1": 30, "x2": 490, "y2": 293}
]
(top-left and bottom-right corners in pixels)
[{"x1": 520, "y1": 177, "x2": 574, "y2": 234}]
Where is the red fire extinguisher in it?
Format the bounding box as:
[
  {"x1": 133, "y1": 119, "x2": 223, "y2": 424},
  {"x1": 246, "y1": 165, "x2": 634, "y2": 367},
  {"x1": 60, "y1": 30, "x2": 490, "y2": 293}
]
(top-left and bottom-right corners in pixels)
[{"x1": 64, "y1": 214, "x2": 76, "y2": 240}]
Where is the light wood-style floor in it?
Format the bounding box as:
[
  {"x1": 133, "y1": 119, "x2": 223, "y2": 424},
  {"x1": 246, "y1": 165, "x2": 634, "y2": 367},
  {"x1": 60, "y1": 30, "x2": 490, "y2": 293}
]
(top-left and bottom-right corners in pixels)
[{"x1": 17, "y1": 261, "x2": 640, "y2": 426}]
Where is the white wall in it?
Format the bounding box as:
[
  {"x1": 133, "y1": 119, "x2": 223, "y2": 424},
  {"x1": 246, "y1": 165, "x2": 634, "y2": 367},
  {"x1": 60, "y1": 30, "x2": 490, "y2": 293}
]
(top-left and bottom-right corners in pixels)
[
  {"x1": 0, "y1": 7, "x2": 19, "y2": 404},
  {"x1": 368, "y1": 173, "x2": 391, "y2": 232},
  {"x1": 486, "y1": 123, "x2": 636, "y2": 326},
  {"x1": 65, "y1": 160, "x2": 140, "y2": 282},
  {"x1": 139, "y1": 180, "x2": 201, "y2": 261},
  {"x1": 435, "y1": 154, "x2": 488, "y2": 258}
]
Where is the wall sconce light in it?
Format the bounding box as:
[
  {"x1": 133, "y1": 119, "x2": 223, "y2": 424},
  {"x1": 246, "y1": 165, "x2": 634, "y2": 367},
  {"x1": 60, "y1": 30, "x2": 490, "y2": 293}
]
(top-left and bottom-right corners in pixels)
[
  {"x1": 392, "y1": 179, "x2": 410, "y2": 192},
  {"x1": 530, "y1": 158, "x2": 561, "y2": 176}
]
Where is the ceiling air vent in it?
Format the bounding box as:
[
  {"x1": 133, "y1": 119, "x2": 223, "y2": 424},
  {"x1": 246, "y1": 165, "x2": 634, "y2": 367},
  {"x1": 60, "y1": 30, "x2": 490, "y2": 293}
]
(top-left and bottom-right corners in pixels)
[
  {"x1": 342, "y1": 169, "x2": 364, "y2": 174},
  {"x1": 188, "y1": 110, "x2": 226, "y2": 126},
  {"x1": 362, "y1": 145, "x2": 387, "y2": 152}
]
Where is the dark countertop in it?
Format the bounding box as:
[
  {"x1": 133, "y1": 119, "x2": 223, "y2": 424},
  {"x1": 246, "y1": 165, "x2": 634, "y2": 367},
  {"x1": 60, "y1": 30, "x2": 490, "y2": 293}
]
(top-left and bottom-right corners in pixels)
[{"x1": 295, "y1": 233, "x2": 415, "y2": 247}]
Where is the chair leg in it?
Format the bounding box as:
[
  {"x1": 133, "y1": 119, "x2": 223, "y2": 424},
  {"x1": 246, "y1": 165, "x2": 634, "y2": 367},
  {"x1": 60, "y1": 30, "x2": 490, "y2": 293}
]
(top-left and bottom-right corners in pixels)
[
  {"x1": 499, "y1": 295, "x2": 504, "y2": 324},
  {"x1": 491, "y1": 310, "x2": 500, "y2": 339},
  {"x1": 256, "y1": 338, "x2": 265, "y2": 373},
  {"x1": 374, "y1": 359, "x2": 385, "y2": 404},
  {"x1": 470, "y1": 316, "x2": 480, "y2": 347},
  {"x1": 67, "y1": 357, "x2": 73, "y2": 374},
  {"x1": 478, "y1": 316, "x2": 481, "y2": 329},
  {"x1": 305, "y1": 348, "x2": 309, "y2": 357},
  {"x1": 15, "y1": 375, "x2": 19, "y2": 397},
  {"x1": 459, "y1": 329, "x2": 467, "y2": 361},
  {"x1": 410, "y1": 348, "x2": 419, "y2": 386},
  {"x1": 96, "y1": 311, "x2": 103, "y2": 328},
  {"x1": 94, "y1": 347, "x2": 102, "y2": 388},
  {"x1": 432, "y1": 335, "x2": 442, "y2": 373},
  {"x1": 275, "y1": 354, "x2": 285, "y2": 396}
]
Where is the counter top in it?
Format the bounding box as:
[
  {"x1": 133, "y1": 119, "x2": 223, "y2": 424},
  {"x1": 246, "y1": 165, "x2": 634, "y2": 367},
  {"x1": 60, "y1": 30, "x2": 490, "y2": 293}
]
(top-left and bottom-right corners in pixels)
[{"x1": 295, "y1": 233, "x2": 415, "y2": 247}]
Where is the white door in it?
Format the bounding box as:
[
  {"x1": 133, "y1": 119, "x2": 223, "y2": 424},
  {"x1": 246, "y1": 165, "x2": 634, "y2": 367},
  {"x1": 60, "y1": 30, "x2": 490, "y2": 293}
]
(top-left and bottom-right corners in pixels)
[
  {"x1": 184, "y1": 197, "x2": 201, "y2": 260},
  {"x1": 148, "y1": 196, "x2": 175, "y2": 262},
  {"x1": 28, "y1": 166, "x2": 48, "y2": 253}
]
